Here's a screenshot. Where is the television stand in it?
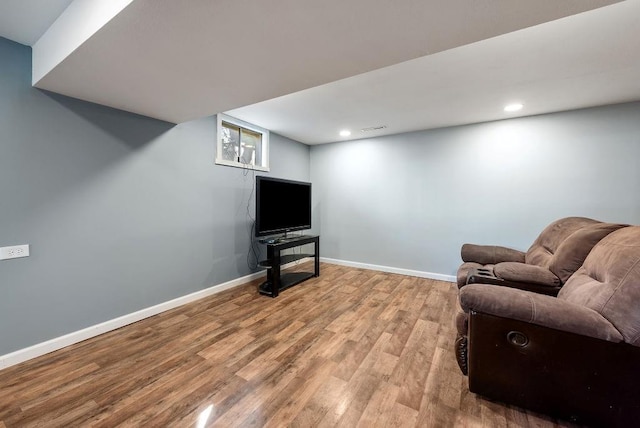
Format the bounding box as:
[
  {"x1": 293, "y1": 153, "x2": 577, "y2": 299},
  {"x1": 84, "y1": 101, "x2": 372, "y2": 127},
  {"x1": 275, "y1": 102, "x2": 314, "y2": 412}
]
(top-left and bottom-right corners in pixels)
[{"x1": 258, "y1": 235, "x2": 319, "y2": 297}]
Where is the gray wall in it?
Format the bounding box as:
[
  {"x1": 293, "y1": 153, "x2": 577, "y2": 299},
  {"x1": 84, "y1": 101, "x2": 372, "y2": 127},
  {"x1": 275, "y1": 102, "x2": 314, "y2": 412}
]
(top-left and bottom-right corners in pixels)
[
  {"x1": 0, "y1": 38, "x2": 310, "y2": 355},
  {"x1": 4, "y1": 32, "x2": 640, "y2": 356},
  {"x1": 310, "y1": 102, "x2": 640, "y2": 277}
]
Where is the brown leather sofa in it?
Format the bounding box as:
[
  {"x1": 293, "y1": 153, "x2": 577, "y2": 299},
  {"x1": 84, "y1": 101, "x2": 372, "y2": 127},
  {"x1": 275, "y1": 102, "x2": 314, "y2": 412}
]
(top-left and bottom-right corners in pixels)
[
  {"x1": 455, "y1": 225, "x2": 640, "y2": 426},
  {"x1": 457, "y1": 217, "x2": 626, "y2": 296}
]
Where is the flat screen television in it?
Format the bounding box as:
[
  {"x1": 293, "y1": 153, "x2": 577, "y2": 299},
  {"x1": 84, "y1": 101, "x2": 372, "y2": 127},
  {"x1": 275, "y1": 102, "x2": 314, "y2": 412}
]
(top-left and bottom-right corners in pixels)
[{"x1": 255, "y1": 176, "x2": 311, "y2": 237}]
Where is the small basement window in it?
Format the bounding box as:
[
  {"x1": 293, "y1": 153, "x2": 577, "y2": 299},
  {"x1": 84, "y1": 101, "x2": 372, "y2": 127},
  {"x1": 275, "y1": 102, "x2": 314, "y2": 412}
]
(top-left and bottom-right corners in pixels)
[{"x1": 216, "y1": 114, "x2": 269, "y2": 171}]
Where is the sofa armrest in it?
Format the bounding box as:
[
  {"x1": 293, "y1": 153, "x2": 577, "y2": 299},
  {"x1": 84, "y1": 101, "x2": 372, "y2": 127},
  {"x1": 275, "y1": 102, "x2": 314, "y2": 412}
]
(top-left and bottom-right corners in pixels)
[
  {"x1": 466, "y1": 311, "x2": 640, "y2": 426},
  {"x1": 459, "y1": 284, "x2": 623, "y2": 342},
  {"x1": 461, "y1": 244, "x2": 525, "y2": 265},
  {"x1": 494, "y1": 262, "x2": 560, "y2": 287}
]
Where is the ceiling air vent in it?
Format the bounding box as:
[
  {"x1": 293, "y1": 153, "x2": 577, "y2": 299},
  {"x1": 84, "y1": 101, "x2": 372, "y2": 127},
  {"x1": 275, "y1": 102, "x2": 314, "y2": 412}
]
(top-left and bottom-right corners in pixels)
[{"x1": 360, "y1": 125, "x2": 387, "y2": 132}]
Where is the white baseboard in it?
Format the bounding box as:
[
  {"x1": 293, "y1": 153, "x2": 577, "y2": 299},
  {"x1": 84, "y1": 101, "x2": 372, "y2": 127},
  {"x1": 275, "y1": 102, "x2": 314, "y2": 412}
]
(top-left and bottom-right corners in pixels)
[
  {"x1": 320, "y1": 257, "x2": 456, "y2": 283},
  {"x1": 0, "y1": 270, "x2": 267, "y2": 370}
]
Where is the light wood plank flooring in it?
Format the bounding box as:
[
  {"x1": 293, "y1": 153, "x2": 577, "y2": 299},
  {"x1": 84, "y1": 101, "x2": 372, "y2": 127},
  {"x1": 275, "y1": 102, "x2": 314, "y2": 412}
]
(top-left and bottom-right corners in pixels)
[{"x1": 0, "y1": 263, "x2": 578, "y2": 427}]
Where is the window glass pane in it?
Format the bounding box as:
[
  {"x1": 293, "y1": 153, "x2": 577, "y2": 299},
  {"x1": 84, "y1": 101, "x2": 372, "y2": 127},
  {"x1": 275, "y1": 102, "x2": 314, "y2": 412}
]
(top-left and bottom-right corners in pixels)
[
  {"x1": 217, "y1": 115, "x2": 268, "y2": 171},
  {"x1": 240, "y1": 128, "x2": 262, "y2": 165},
  {"x1": 221, "y1": 121, "x2": 240, "y2": 162}
]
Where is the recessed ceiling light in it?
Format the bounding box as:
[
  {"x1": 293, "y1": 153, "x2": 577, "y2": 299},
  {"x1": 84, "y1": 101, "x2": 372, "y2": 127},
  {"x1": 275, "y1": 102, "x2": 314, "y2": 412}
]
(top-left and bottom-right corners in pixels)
[
  {"x1": 339, "y1": 130, "x2": 351, "y2": 137},
  {"x1": 504, "y1": 103, "x2": 523, "y2": 112}
]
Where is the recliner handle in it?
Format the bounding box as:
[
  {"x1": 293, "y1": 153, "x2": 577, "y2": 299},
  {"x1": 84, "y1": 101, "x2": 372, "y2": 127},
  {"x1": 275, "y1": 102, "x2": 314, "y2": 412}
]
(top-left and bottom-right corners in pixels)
[{"x1": 507, "y1": 330, "x2": 529, "y2": 347}]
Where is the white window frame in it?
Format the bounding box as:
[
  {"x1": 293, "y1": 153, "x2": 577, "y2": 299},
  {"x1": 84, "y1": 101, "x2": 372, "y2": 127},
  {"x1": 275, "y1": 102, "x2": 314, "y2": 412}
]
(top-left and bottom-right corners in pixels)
[{"x1": 215, "y1": 113, "x2": 270, "y2": 172}]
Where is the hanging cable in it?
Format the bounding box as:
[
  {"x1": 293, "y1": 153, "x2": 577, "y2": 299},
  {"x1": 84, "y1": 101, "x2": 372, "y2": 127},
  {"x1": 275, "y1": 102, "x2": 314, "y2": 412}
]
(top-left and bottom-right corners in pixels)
[{"x1": 243, "y1": 164, "x2": 261, "y2": 270}]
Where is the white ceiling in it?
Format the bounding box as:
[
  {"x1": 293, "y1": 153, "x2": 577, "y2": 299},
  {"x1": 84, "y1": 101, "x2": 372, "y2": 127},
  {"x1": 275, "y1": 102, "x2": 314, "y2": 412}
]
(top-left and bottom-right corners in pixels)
[
  {"x1": 0, "y1": 0, "x2": 73, "y2": 46},
  {"x1": 230, "y1": 0, "x2": 640, "y2": 144},
  {"x1": 1, "y1": 0, "x2": 637, "y2": 145}
]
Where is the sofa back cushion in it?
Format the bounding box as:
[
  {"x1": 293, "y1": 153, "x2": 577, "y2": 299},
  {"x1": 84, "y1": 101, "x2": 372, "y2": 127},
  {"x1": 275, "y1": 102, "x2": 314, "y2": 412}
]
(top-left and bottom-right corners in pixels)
[
  {"x1": 548, "y1": 223, "x2": 628, "y2": 283},
  {"x1": 559, "y1": 226, "x2": 640, "y2": 346},
  {"x1": 525, "y1": 217, "x2": 600, "y2": 269}
]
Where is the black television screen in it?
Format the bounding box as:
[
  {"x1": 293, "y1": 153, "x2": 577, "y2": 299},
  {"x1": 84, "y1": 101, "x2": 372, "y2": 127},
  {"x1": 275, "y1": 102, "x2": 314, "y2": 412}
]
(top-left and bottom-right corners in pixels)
[{"x1": 255, "y1": 176, "x2": 311, "y2": 237}]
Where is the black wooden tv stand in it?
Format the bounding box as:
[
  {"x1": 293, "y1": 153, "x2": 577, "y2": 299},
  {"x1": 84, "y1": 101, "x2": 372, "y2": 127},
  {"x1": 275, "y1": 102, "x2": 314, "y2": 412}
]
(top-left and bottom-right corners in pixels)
[{"x1": 258, "y1": 235, "x2": 319, "y2": 297}]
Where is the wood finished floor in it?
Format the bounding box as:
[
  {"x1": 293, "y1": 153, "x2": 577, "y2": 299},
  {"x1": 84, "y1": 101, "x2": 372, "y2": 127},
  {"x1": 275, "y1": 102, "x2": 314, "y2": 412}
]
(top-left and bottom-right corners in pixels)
[{"x1": 0, "y1": 263, "x2": 579, "y2": 427}]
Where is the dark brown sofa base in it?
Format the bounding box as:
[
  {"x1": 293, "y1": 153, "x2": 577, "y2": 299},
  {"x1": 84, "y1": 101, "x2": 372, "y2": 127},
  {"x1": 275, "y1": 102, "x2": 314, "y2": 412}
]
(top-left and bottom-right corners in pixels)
[
  {"x1": 467, "y1": 268, "x2": 561, "y2": 296},
  {"x1": 465, "y1": 311, "x2": 640, "y2": 427}
]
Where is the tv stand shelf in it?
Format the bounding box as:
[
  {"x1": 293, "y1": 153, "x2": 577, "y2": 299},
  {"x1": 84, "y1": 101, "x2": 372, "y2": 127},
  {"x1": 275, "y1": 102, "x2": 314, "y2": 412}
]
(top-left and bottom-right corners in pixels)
[{"x1": 258, "y1": 235, "x2": 319, "y2": 297}]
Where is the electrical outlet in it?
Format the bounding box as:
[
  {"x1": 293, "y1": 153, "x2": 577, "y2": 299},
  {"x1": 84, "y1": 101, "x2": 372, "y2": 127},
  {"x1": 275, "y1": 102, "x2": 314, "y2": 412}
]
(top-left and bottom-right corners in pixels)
[{"x1": 0, "y1": 244, "x2": 30, "y2": 260}]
